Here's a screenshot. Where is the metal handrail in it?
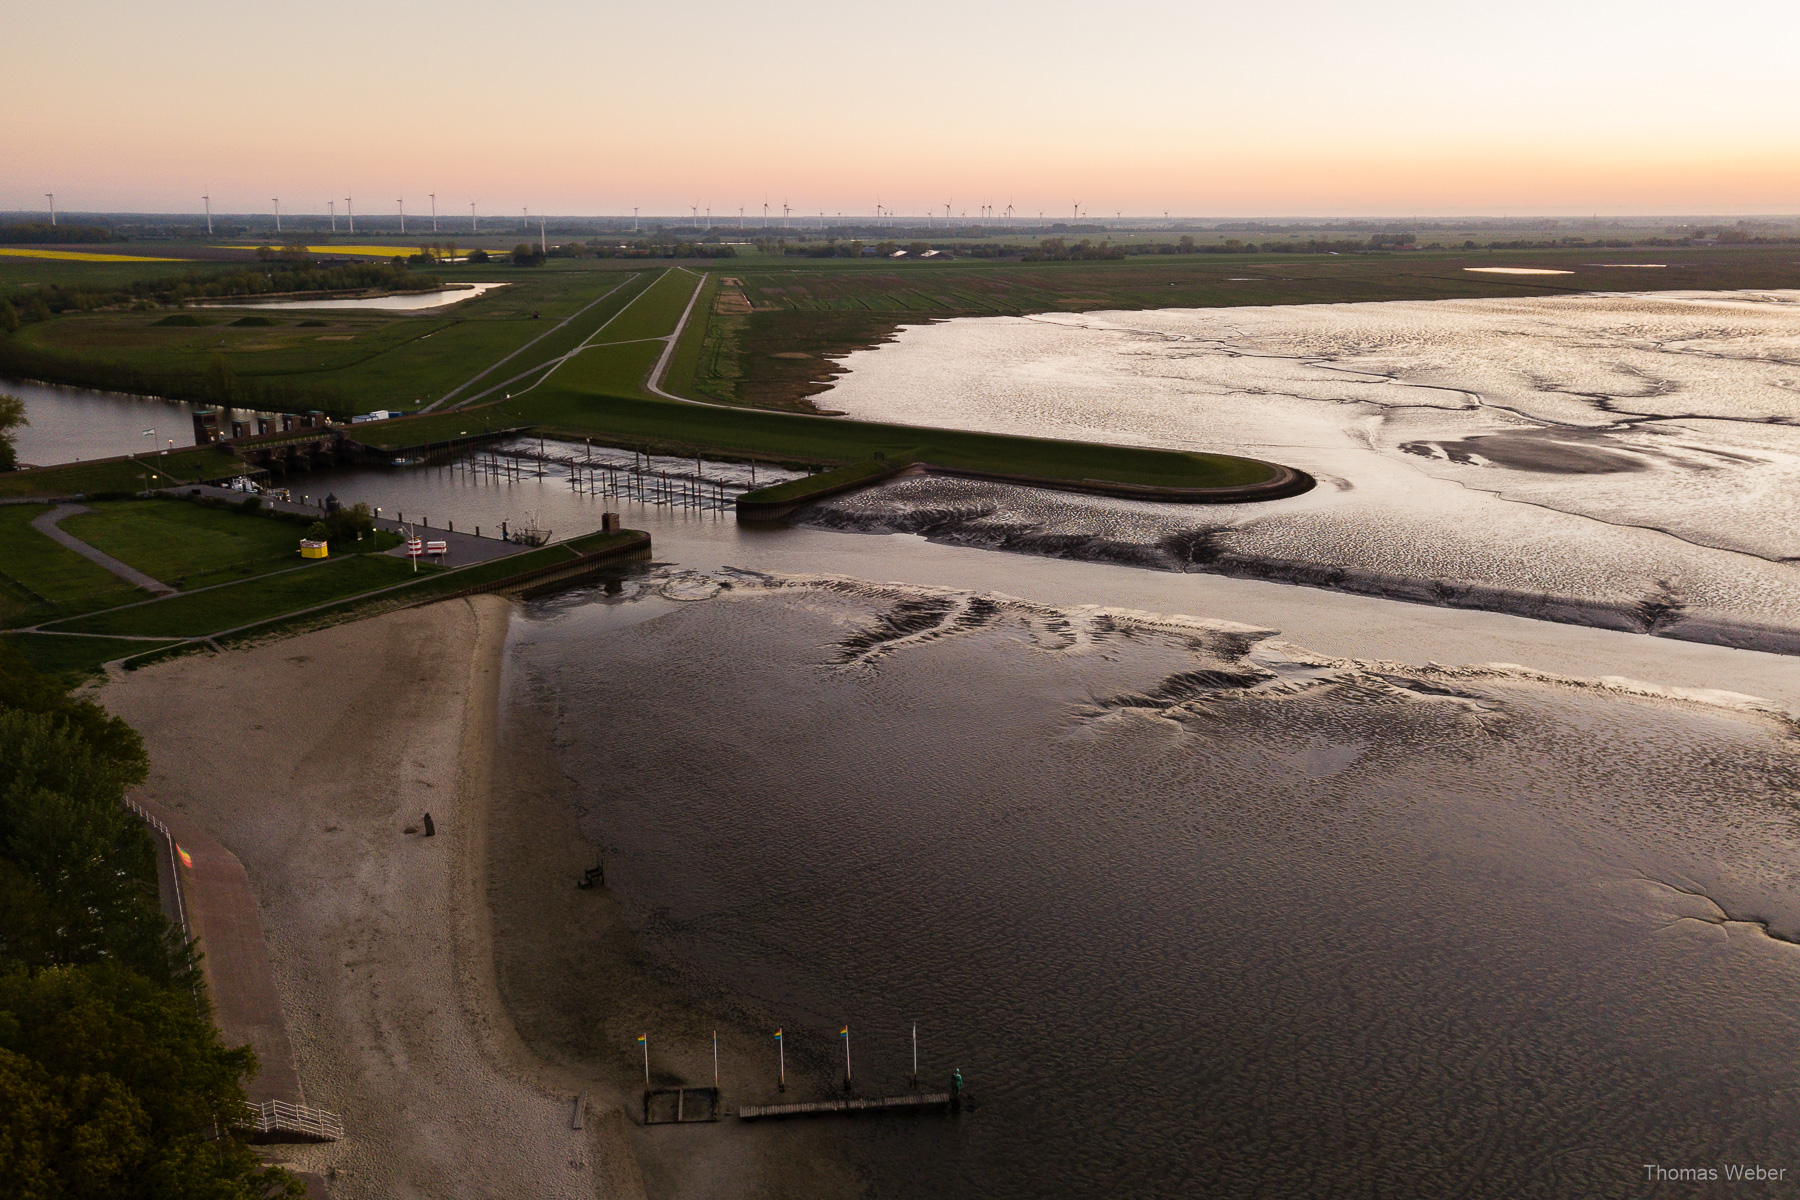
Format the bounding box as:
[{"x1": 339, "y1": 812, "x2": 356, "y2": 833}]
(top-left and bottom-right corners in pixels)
[
  {"x1": 123, "y1": 797, "x2": 189, "y2": 938},
  {"x1": 244, "y1": 1100, "x2": 344, "y2": 1142}
]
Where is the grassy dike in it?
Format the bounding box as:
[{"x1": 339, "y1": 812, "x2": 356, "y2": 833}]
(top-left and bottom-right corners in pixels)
[{"x1": 0, "y1": 445, "x2": 249, "y2": 500}]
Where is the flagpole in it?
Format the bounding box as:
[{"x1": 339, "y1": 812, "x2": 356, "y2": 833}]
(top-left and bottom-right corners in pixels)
[
  {"x1": 778, "y1": 1032, "x2": 785, "y2": 1092},
  {"x1": 911, "y1": 1023, "x2": 918, "y2": 1089},
  {"x1": 641, "y1": 1035, "x2": 649, "y2": 1087},
  {"x1": 713, "y1": 1030, "x2": 719, "y2": 1089},
  {"x1": 843, "y1": 1026, "x2": 852, "y2": 1092}
]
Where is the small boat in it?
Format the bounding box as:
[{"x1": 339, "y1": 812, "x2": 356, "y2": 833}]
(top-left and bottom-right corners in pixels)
[
  {"x1": 390, "y1": 456, "x2": 424, "y2": 467},
  {"x1": 512, "y1": 510, "x2": 551, "y2": 547}
]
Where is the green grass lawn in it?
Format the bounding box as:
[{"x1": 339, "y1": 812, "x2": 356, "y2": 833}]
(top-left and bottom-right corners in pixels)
[
  {"x1": 59, "y1": 499, "x2": 316, "y2": 589},
  {"x1": 0, "y1": 503, "x2": 148, "y2": 626},
  {"x1": 0, "y1": 632, "x2": 182, "y2": 679},
  {"x1": 0, "y1": 446, "x2": 248, "y2": 500},
  {"x1": 45, "y1": 553, "x2": 434, "y2": 638},
  {"x1": 583, "y1": 267, "x2": 699, "y2": 345}
]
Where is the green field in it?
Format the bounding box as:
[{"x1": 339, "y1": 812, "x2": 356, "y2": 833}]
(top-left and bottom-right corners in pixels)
[
  {"x1": 44, "y1": 553, "x2": 433, "y2": 638},
  {"x1": 0, "y1": 445, "x2": 250, "y2": 501},
  {"x1": 59, "y1": 498, "x2": 397, "y2": 590},
  {"x1": 0, "y1": 503, "x2": 148, "y2": 625},
  {"x1": 0, "y1": 632, "x2": 181, "y2": 678}
]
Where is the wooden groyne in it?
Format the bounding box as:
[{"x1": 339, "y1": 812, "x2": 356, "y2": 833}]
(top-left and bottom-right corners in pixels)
[{"x1": 738, "y1": 1092, "x2": 952, "y2": 1120}]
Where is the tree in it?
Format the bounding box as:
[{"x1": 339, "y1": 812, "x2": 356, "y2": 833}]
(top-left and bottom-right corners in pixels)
[
  {"x1": 0, "y1": 299, "x2": 18, "y2": 334},
  {"x1": 0, "y1": 393, "x2": 24, "y2": 472},
  {"x1": 0, "y1": 643, "x2": 304, "y2": 1197}
]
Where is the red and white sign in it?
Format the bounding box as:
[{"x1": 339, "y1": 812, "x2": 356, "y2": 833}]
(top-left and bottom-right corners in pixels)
[{"x1": 405, "y1": 538, "x2": 424, "y2": 557}]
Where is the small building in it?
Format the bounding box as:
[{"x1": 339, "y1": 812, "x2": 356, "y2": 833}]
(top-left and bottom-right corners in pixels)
[
  {"x1": 350, "y1": 410, "x2": 398, "y2": 423},
  {"x1": 299, "y1": 539, "x2": 329, "y2": 559}
]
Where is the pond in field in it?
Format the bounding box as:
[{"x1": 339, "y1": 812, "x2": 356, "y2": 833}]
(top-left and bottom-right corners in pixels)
[{"x1": 209, "y1": 281, "x2": 509, "y2": 311}]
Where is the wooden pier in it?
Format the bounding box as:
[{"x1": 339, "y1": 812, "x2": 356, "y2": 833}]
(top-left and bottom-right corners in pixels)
[{"x1": 737, "y1": 1092, "x2": 953, "y2": 1121}]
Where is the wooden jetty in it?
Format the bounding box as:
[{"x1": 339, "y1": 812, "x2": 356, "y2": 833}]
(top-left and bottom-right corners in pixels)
[{"x1": 737, "y1": 1093, "x2": 953, "y2": 1121}]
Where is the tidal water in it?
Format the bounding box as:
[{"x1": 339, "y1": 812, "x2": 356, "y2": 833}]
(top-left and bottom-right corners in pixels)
[
  {"x1": 29, "y1": 289, "x2": 1800, "y2": 1193},
  {"x1": 506, "y1": 574, "x2": 1800, "y2": 1197},
  {"x1": 819, "y1": 291, "x2": 1800, "y2": 643}
]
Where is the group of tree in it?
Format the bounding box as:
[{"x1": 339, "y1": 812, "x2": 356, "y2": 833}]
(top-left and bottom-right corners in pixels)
[
  {"x1": 0, "y1": 332, "x2": 346, "y2": 414},
  {"x1": 0, "y1": 222, "x2": 116, "y2": 245},
  {"x1": 0, "y1": 643, "x2": 303, "y2": 1196},
  {"x1": 565, "y1": 239, "x2": 737, "y2": 260},
  {"x1": 8, "y1": 258, "x2": 437, "y2": 319}
]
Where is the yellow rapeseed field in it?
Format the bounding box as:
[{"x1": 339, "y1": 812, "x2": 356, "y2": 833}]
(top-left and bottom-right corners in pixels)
[{"x1": 0, "y1": 248, "x2": 184, "y2": 262}]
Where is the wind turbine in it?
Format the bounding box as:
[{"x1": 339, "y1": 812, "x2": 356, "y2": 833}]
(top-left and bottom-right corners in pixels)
[
  {"x1": 783, "y1": 201, "x2": 790, "y2": 228},
  {"x1": 944, "y1": 199, "x2": 952, "y2": 223},
  {"x1": 45, "y1": 193, "x2": 55, "y2": 226},
  {"x1": 1073, "y1": 201, "x2": 1080, "y2": 221},
  {"x1": 632, "y1": 207, "x2": 638, "y2": 231},
  {"x1": 328, "y1": 200, "x2": 335, "y2": 232},
  {"x1": 470, "y1": 201, "x2": 478, "y2": 233},
  {"x1": 398, "y1": 197, "x2": 405, "y2": 234},
  {"x1": 762, "y1": 201, "x2": 769, "y2": 228},
  {"x1": 430, "y1": 193, "x2": 437, "y2": 233},
  {"x1": 203, "y1": 195, "x2": 213, "y2": 235},
  {"x1": 691, "y1": 202, "x2": 699, "y2": 228},
  {"x1": 272, "y1": 198, "x2": 281, "y2": 234},
  {"x1": 346, "y1": 196, "x2": 355, "y2": 235}
]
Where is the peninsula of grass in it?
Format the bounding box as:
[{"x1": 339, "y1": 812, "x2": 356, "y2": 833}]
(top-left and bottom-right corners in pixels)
[
  {"x1": 0, "y1": 445, "x2": 248, "y2": 500},
  {"x1": 356, "y1": 388, "x2": 1292, "y2": 495},
  {"x1": 45, "y1": 553, "x2": 431, "y2": 638}
]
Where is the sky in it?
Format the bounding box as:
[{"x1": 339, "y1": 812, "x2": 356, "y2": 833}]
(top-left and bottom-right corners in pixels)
[{"x1": 4, "y1": 0, "x2": 1797, "y2": 219}]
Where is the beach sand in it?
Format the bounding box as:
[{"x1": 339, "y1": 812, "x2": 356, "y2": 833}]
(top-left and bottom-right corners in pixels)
[
  {"x1": 98, "y1": 595, "x2": 859, "y2": 1199},
  {"x1": 100, "y1": 597, "x2": 630, "y2": 1199}
]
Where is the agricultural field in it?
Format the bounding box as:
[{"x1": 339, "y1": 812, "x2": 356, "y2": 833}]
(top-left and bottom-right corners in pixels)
[{"x1": 2, "y1": 256, "x2": 653, "y2": 416}]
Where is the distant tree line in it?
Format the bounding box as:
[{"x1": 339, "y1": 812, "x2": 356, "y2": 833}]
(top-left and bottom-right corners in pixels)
[
  {"x1": 0, "y1": 222, "x2": 117, "y2": 245},
  {"x1": 0, "y1": 644, "x2": 302, "y2": 1196},
  {"x1": 0, "y1": 334, "x2": 348, "y2": 414},
  {"x1": 5, "y1": 258, "x2": 437, "y2": 318},
  {"x1": 555, "y1": 238, "x2": 737, "y2": 260}
]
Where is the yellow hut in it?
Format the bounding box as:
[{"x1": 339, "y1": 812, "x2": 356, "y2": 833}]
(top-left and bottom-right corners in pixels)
[{"x1": 299, "y1": 539, "x2": 329, "y2": 559}]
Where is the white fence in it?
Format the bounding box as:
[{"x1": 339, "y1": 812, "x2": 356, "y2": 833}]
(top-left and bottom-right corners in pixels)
[{"x1": 244, "y1": 1101, "x2": 344, "y2": 1142}]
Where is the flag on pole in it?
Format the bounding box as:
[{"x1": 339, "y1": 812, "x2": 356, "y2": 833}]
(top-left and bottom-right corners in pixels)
[
  {"x1": 773, "y1": 1029, "x2": 782, "y2": 1040},
  {"x1": 636, "y1": 1034, "x2": 647, "y2": 1045},
  {"x1": 840, "y1": 1026, "x2": 849, "y2": 1038},
  {"x1": 177, "y1": 845, "x2": 193, "y2": 869}
]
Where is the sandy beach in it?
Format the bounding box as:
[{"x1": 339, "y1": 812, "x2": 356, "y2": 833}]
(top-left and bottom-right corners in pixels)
[
  {"x1": 101, "y1": 597, "x2": 636, "y2": 1199},
  {"x1": 98, "y1": 594, "x2": 861, "y2": 1200}
]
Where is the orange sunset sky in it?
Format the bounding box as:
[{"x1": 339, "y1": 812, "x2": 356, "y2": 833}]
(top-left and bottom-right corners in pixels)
[{"x1": 6, "y1": 0, "x2": 1797, "y2": 219}]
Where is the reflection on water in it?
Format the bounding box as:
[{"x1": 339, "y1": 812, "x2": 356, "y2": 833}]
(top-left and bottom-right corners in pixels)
[
  {"x1": 506, "y1": 578, "x2": 1800, "y2": 1197},
  {"x1": 2, "y1": 377, "x2": 199, "y2": 465}
]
